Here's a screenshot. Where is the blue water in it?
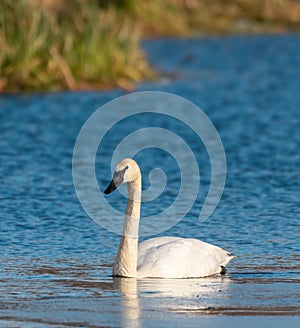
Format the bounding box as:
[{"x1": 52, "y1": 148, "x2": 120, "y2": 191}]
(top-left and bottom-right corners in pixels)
[{"x1": 0, "y1": 34, "x2": 299, "y2": 326}]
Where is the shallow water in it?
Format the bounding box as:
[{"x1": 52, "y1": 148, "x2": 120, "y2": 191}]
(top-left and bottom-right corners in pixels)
[{"x1": 1, "y1": 34, "x2": 300, "y2": 327}]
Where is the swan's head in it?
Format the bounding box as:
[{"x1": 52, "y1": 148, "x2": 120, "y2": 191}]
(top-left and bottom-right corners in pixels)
[{"x1": 104, "y1": 158, "x2": 140, "y2": 194}]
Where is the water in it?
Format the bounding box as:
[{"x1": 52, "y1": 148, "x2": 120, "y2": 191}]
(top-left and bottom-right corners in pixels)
[{"x1": 0, "y1": 34, "x2": 299, "y2": 327}]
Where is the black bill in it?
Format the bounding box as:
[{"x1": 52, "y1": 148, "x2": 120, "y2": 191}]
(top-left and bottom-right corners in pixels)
[
  {"x1": 104, "y1": 180, "x2": 117, "y2": 194},
  {"x1": 104, "y1": 166, "x2": 129, "y2": 195}
]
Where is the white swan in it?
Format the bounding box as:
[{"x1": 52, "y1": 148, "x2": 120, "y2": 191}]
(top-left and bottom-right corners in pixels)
[{"x1": 104, "y1": 158, "x2": 235, "y2": 278}]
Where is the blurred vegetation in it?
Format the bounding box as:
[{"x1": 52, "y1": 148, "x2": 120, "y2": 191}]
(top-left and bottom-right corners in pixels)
[
  {"x1": 0, "y1": 0, "x2": 153, "y2": 92},
  {"x1": 0, "y1": 0, "x2": 300, "y2": 92}
]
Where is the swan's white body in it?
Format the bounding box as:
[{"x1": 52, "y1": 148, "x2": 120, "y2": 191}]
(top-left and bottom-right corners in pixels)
[
  {"x1": 104, "y1": 158, "x2": 235, "y2": 279},
  {"x1": 138, "y1": 236, "x2": 233, "y2": 278}
]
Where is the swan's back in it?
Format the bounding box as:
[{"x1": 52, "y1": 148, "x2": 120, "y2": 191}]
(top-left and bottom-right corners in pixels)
[{"x1": 137, "y1": 236, "x2": 235, "y2": 278}]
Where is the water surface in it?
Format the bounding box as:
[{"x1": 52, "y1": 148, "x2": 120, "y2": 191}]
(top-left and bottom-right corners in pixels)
[{"x1": 0, "y1": 34, "x2": 299, "y2": 327}]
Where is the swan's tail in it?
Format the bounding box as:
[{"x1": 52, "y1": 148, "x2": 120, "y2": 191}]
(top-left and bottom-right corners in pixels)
[{"x1": 222, "y1": 254, "x2": 237, "y2": 267}]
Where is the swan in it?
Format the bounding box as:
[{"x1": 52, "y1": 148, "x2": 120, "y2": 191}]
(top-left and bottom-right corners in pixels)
[{"x1": 104, "y1": 158, "x2": 235, "y2": 278}]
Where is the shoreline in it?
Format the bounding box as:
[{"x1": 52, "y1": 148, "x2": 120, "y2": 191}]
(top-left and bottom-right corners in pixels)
[{"x1": 1, "y1": 32, "x2": 299, "y2": 96}]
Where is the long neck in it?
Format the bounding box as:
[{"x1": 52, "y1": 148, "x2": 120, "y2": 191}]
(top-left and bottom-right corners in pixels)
[{"x1": 113, "y1": 177, "x2": 141, "y2": 277}]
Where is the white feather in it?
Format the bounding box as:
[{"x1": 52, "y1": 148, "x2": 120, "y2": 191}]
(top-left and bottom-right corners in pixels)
[{"x1": 137, "y1": 236, "x2": 235, "y2": 278}]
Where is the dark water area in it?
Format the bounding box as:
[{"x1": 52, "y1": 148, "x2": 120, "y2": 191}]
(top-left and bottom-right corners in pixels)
[{"x1": 0, "y1": 34, "x2": 300, "y2": 327}]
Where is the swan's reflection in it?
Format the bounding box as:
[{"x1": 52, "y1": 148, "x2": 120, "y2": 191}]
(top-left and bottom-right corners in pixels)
[
  {"x1": 142, "y1": 276, "x2": 229, "y2": 297},
  {"x1": 114, "y1": 277, "x2": 140, "y2": 328},
  {"x1": 114, "y1": 275, "x2": 231, "y2": 325}
]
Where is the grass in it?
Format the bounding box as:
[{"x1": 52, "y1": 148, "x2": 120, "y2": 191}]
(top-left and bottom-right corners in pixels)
[
  {"x1": 0, "y1": 0, "x2": 300, "y2": 93},
  {"x1": 0, "y1": 0, "x2": 153, "y2": 92}
]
